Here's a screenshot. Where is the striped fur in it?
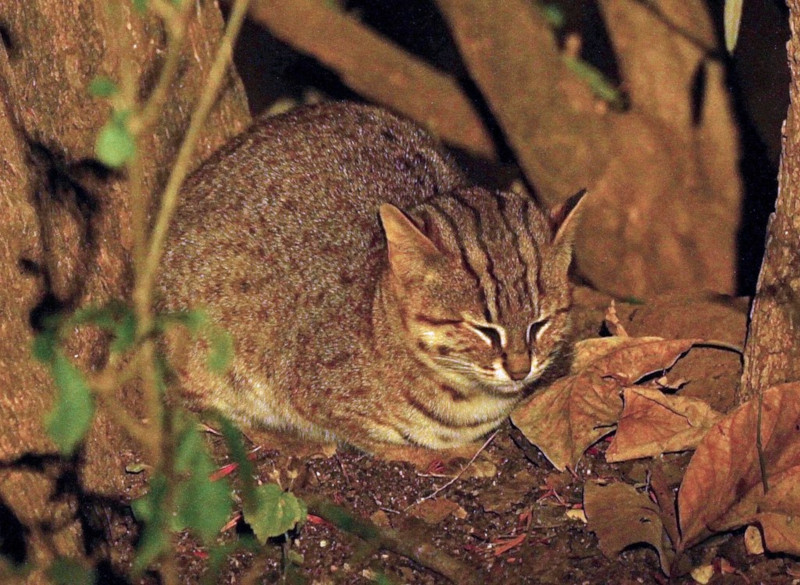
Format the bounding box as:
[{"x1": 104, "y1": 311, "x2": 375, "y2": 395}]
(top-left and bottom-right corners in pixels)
[{"x1": 159, "y1": 102, "x2": 583, "y2": 452}]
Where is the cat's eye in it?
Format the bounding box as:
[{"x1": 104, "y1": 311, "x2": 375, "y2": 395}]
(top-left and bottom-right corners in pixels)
[
  {"x1": 527, "y1": 319, "x2": 549, "y2": 344},
  {"x1": 470, "y1": 324, "x2": 503, "y2": 348}
]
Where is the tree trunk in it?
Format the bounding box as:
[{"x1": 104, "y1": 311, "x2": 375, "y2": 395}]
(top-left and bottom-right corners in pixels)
[
  {"x1": 739, "y1": 1, "x2": 800, "y2": 402},
  {"x1": 0, "y1": 0, "x2": 249, "y2": 575}
]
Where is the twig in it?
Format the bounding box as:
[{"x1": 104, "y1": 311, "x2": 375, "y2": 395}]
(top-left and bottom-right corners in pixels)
[
  {"x1": 415, "y1": 430, "x2": 499, "y2": 506},
  {"x1": 305, "y1": 496, "x2": 482, "y2": 585},
  {"x1": 133, "y1": 2, "x2": 193, "y2": 132},
  {"x1": 134, "y1": 0, "x2": 251, "y2": 325},
  {"x1": 692, "y1": 340, "x2": 745, "y2": 355}
]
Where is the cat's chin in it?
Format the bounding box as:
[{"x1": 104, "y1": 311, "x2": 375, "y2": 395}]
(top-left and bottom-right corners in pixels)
[{"x1": 485, "y1": 380, "x2": 528, "y2": 395}]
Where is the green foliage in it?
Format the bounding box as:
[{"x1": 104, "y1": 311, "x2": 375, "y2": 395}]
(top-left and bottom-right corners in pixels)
[
  {"x1": 158, "y1": 309, "x2": 234, "y2": 372},
  {"x1": 46, "y1": 558, "x2": 95, "y2": 585},
  {"x1": 34, "y1": 302, "x2": 139, "y2": 454},
  {"x1": 32, "y1": 328, "x2": 57, "y2": 363},
  {"x1": 564, "y1": 56, "x2": 626, "y2": 111},
  {"x1": 95, "y1": 110, "x2": 136, "y2": 168},
  {"x1": 724, "y1": 0, "x2": 743, "y2": 53},
  {"x1": 131, "y1": 473, "x2": 170, "y2": 575},
  {"x1": 220, "y1": 417, "x2": 307, "y2": 543},
  {"x1": 88, "y1": 76, "x2": 118, "y2": 98},
  {"x1": 71, "y1": 301, "x2": 138, "y2": 354},
  {"x1": 44, "y1": 354, "x2": 95, "y2": 455},
  {"x1": 541, "y1": 3, "x2": 565, "y2": 30},
  {"x1": 159, "y1": 308, "x2": 209, "y2": 337},
  {"x1": 245, "y1": 484, "x2": 307, "y2": 545},
  {"x1": 173, "y1": 415, "x2": 233, "y2": 543},
  {"x1": 130, "y1": 413, "x2": 235, "y2": 572},
  {"x1": 131, "y1": 0, "x2": 148, "y2": 14},
  {"x1": 207, "y1": 328, "x2": 233, "y2": 373}
]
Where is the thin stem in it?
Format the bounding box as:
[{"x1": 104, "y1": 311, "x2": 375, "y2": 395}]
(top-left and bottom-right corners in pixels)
[
  {"x1": 413, "y1": 430, "x2": 499, "y2": 506},
  {"x1": 94, "y1": 386, "x2": 157, "y2": 452},
  {"x1": 133, "y1": 2, "x2": 193, "y2": 133},
  {"x1": 90, "y1": 357, "x2": 159, "y2": 453},
  {"x1": 134, "y1": 0, "x2": 251, "y2": 319}
]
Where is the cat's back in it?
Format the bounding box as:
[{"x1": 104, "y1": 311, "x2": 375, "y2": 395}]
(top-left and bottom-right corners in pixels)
[
  {"x1": 160, "y1": 102, "x2": 465, "y2": 364},
  {"x1": 171, "y1": 102, "x2": 463, "y2": 236}
]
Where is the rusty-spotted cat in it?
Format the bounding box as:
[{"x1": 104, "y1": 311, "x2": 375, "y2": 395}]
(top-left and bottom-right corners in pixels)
[{"x1": 159, "y1": 102, "x2": 584, "y2": 453}]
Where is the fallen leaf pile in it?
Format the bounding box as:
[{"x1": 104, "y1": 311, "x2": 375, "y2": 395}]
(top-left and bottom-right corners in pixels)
[
  {"x1": 511, "y1": 336, "x2": 703, "y2": 470},
  {"x1": 510, "y1": 332, "x2": 800, "y2": 577}
]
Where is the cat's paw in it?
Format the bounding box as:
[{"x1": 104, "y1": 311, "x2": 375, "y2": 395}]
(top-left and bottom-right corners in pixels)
[{"x1": 372, "y1": 443, "x2": 497, "y2": 478}]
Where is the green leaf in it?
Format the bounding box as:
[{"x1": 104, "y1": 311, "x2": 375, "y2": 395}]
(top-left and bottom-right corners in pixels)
[
  {"x1": 110, "y1": 308, "x2": 137, "y2": 353},
  {"x1": 32, "y1": 330, "x2": 58, "y2": 363},
  {"x1": 125, "y1": 462, "x2": 150, "y2": 474},
  {"x1": 88, "y1": 76, "x2": 118, "y2": 98},
  {"x1": 132, "y1": 0, "x2": 148, "y2": 13},
  {"x1": 207, "y1": 328, "x2": 233, "y2": 373},
  {"x1": 159, "y1": 309, "x2": 209, "y2": 337},
  {"x1": 46, "y1": 558, "x2": 95, "y2": 585},
  {"x1": 45, "y1": 354, "x2": 95, "y2": 455},
  {"x1": 541, "y1": 3, "x2": 565, "y2": 29},
  {"x1": 724, "y1": 0, "x2": 744, "y2": 53},
  {"x1": 564, "y1": 56, "x2": 626, "y2": 111},
  {"x1": 132, "y1": 474, "x2": 169, "y2": 575},
  {"x1": 244, "y1": 484, "x2": 307, "y2": 544},
  {"x1": 95, "y1": 117, "x2": 135, "y2": 168},
  {"x1": 71, "y1": 304, "x2": 116, "y2": 329},
  {"x1": 218, "y1": 416, "x2": 256, "y2": 503},
  {"x1": 219, "y1": 416, "x2": 254, "y2": 479},
  {"x1": 174, "y1": 416, "x2": 233, "y2": 543}
]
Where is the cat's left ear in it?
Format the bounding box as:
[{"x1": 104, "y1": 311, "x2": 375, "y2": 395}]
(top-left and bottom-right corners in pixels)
[
  {"x1": 550, "y1": 188, "x2": 587, "y2": 270},
  {"x1": 379, "y1": 203, "x2": 441, "y2": 284}
]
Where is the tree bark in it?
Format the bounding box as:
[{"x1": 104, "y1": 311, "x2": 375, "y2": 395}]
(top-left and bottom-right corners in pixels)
[
  {"x1": 432, "y1": 0, "x2": 741, "y2": 298},
  {"x1": 0, "y1": 0, "x2": 249, "y2": 575},
  {"x1": 739, "y1": 2, "x2": 800, "y2": 402}
]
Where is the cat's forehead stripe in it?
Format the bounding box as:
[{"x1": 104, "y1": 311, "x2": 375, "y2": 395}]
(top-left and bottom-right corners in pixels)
[
  {"x1": 425, "y1": 200, "x2": 495, "y2": 317},
  {"x1": 518, "y1": 197, "x2": 544, "y2": 316},
  {"x1": 447, "y1": 193, "x2": 502, "y2": 322},
  {"x1": 494, "y1": 192, "x2": 534, "y2": 309}
]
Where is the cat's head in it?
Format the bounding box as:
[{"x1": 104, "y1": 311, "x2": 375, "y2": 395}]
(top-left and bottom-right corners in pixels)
[{"x1": 380, "y1": 188, "x2": 585, "y2": 395}]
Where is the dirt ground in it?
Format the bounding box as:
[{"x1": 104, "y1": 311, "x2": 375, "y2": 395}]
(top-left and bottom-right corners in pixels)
[{"x1": 112, "y1": 291, "x2": 800, "y2": 585}]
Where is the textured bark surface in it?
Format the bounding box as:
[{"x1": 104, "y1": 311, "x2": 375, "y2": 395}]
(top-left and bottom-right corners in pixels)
[
  {"x1": 0, "y1": 0, "x2": 249, "y2": 573},
  {"x1": 739, "y1": 2, "x2": 800, "y2": 402}
]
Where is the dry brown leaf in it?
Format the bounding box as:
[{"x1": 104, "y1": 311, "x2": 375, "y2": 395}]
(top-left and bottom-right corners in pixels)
[
  {"x1": 606, "y1": 388, "x2": 723, "y2": 462},
  {"x1": 753, "y1": 471, "x2": 800, "y2": 555},
  {"x1": 512, "y1": 337, "x2": 700, "y2": 470},
  {"x1": 407, "y1": 498, "x2": 467, "y2": 525},
  {"x1": 678, "y1": 383, "x2": 800, "y2": 551},
  {"x1": 584, "y1": 481, "x2": 674, "y2": 573}
]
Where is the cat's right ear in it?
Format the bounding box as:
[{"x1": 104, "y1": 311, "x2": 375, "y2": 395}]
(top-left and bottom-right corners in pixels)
[
  {"x1": 379, "y1": 203, "x2": 441, "y2": 283},
  {"x1": 550, "y1": 189, "x2": 587, "y2": 274},
  {"x1": 550, "y1": 188, "x2": 587, "y2": 247}
]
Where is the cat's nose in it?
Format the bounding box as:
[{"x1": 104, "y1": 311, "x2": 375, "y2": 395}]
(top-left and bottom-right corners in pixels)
[{"x1": 504, "y1": 352, "x2": 531, "y2": 381}]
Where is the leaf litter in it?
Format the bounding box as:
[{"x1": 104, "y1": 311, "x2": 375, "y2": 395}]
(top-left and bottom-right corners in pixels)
[
  {"x1": 508, "y1": 327, "x2": 800, "y2": 577},
  {"x1": 150, "y1": 298, "x2": 800, "y2": 583}
]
